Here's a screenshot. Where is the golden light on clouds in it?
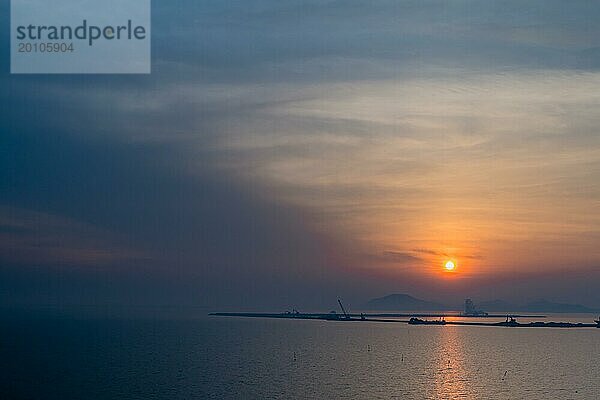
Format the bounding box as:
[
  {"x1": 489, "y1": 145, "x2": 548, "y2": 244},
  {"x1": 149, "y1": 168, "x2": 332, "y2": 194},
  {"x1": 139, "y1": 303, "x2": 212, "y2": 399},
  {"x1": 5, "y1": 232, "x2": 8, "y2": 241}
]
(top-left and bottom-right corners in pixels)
[{"x1": 215, "y1": 71, "x2": 600, "y2": 280}]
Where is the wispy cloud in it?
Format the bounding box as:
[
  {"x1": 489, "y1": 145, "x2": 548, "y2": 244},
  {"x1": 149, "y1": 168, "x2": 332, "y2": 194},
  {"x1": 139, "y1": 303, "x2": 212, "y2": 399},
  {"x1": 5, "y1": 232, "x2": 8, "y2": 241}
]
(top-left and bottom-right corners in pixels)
[
  {"x1": 2, "y1": 0, "x2": 600, "y2": 307},
  {"x1": 0, "y1": 207, "x2": 146, "y2": 267}
]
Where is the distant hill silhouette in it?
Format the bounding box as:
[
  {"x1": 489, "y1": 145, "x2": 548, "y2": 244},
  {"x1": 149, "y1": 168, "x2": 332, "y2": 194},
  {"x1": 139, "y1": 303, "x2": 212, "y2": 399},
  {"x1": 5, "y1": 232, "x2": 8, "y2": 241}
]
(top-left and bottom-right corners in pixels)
[
  {"x1": 478, "y1": 299, "x2": 518, "y2": 311},
  {"x1": 366, "y1": 293, "x2": 446, "y2": 311},
  {"x1": 480, "y1": 299, "x2": 598, "y2": 313},
  {"x1": 520, "y1": 299, "x2": 597, "y2": 313},
  {"x1": 366, "y1": 294, "x2": 598, "y2": 313}
]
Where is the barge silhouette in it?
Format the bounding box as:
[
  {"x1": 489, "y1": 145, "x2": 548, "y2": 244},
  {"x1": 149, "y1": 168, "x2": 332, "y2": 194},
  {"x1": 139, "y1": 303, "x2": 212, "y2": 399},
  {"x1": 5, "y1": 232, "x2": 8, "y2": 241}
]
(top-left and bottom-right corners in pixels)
[{"x1": 408, "y1": 317, "x2": 446, "y2": 325}]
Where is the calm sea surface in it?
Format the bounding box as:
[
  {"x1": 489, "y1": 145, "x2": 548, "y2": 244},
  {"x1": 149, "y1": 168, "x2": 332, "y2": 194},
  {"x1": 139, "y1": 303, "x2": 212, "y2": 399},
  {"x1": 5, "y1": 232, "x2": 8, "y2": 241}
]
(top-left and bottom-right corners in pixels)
[{"x1": 1, "y1": 310, "x2": 599, "y2": 399}]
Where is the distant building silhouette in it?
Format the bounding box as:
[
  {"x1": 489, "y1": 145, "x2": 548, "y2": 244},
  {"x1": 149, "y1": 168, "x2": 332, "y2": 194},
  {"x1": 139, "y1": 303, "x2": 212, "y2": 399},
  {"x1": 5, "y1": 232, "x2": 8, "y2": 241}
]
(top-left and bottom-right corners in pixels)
[{"x1": 463, "y1": 298, "x2": 488, "y2": 316}]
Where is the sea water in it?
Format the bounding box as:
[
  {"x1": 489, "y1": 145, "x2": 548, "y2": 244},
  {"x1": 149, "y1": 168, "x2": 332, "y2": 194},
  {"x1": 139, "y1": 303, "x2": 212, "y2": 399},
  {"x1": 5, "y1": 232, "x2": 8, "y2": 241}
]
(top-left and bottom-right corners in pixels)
[{"x1": 1, "y1": 310, "x2": 599, "y2": 399}]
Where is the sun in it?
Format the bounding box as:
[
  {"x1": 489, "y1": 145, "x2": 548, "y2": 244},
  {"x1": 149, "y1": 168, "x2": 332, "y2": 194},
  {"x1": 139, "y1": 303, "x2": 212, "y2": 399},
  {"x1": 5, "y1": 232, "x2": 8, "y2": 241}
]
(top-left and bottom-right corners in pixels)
[{"x1": 444, "y1": 260, "x2": 456, "y2": 271}]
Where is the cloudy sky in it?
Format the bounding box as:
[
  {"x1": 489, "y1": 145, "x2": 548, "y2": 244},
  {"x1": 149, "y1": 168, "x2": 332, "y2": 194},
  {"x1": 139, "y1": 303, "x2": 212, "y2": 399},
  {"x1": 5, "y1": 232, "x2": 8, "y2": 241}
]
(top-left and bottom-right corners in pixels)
[{"x1": 2, "y1": 1, "x2": 600, "y2": 310}]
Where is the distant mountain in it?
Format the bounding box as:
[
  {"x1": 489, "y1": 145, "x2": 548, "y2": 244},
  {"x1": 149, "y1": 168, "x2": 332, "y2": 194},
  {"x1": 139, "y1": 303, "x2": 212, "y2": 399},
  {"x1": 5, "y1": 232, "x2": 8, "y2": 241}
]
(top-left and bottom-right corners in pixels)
[
  {"x1": 520, "y1": 300, "x2": 598, "y2": 314},
  {"x1": 478, "y1": 299, "x2": 598, "y2": 314},
  {"x1": 478, "y1": 299, "x2": 518, "y2": 312},
  {"x1": 366, "y1": 294, "x2": 598, "y2": 314},
  {"x1": 366, "y1": 293, "x2": 446, "y2": 311}
]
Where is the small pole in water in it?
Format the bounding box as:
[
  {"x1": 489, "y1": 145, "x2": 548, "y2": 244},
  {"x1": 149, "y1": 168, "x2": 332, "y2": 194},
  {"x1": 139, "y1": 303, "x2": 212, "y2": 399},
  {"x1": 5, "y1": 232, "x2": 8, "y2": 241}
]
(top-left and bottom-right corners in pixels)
[{"x1": 293, "y1": 351, "x2": 297, "y2": 362}]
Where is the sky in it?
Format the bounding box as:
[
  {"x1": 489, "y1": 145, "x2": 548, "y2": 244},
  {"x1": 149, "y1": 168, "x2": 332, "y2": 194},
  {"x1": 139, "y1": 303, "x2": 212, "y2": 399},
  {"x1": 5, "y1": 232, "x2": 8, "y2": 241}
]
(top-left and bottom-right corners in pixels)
[{"x1": 2, "y1": 1, "x2": 600, "y2": 311}]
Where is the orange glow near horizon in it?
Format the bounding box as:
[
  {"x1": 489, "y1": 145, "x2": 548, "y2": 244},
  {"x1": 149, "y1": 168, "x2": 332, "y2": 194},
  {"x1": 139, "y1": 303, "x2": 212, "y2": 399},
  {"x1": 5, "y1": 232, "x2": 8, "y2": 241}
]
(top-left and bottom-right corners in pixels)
[{"x1": 232, "y1": 72, "x2": 600, "y2": 288}]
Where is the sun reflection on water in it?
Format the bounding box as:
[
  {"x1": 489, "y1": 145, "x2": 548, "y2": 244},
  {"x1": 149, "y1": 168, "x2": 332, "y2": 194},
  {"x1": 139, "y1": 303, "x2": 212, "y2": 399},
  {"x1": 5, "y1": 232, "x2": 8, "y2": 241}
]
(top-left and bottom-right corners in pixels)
[{"x1": 430, "y1": 326, "x2": 469, "y2": 399}]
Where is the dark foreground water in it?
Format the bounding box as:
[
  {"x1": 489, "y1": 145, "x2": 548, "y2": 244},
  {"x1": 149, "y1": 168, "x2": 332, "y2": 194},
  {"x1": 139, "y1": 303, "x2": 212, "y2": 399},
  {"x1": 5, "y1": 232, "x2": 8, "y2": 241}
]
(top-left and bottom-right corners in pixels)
[{"x1": 1, "y1": 310, "x2": 599, "y2": 399}]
